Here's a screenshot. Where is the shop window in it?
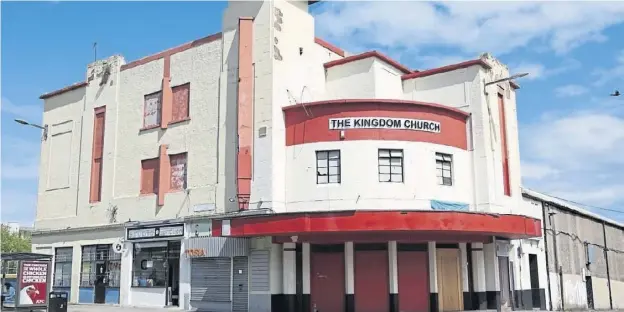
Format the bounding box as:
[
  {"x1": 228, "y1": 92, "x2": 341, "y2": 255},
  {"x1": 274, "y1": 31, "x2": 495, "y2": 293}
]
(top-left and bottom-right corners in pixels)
[
  {"x1": 171, "y1": 83, "x2": 190, "y2": 123},
  {"x1": 53, "y1": 247, "x2": 73, "y2": 287},
  {"x1": 316, "y1": 150, "x2": 340, "y2": 184},
  {"x1": 1, "y1": 260, "x2": 18, "y2": 275},
  {"x1": 80, "y1": 245, "x2": 121, "y2": 287},
  {"x1": 436, "y1": 153, "x2": 453, "y2": 186},
  {"x1": 132, "y1": 241, "x2": 180, "y2": 288},
  {"x1": 141, "y1": 158, "x2": 159, "y2": 195},
  {"x1": 378, "y1": 149, "x2": 403, "y2": 183},
  {"x1": 143, "y1": 91, "x2": 162, "y2": 129},
  {"x1": 170, "y1": 153, "x2": 187, "y2": 191}
]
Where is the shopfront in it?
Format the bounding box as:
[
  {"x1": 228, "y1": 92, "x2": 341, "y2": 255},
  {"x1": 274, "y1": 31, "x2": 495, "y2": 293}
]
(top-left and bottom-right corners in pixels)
[
  {"x1": 183, "y1": 236, "x2": 250, "y2": 312},
  {"x1": 125, "y1": 222, "x2": 185, "y2": 308}
]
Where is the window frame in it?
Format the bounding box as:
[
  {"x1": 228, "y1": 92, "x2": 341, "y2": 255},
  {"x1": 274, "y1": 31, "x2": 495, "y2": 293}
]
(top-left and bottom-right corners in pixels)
[
  {"x1": 169, "y1": 152, "x2": 188, "y2": 191},
  {"x1": 378, "y1": 149, "x2": 404, "y2": 183},
  {"x1": 53, "y1": 247, "x2": 73, "y2": 287},
  {"x1": 140, "y1": 158, "x2": 159, "y2": 195},
  {"x1": 171, "y1": 83, "x2": 191, "y2": 123},
  {"x1": 143, "y1": 91, "x2": 162, "y2": 129},
  {"x1": 435, "y1": 152, "x2": 453, "y2": 186},
  {"x1": 131, "y1": 241, "x2": 180, "y2": 288},
  {"x1": 79, "y1": 244, "x2": 121, "y2": 288},
  {"x1": 315, "y1": 150, "x2": 341, "y2": 184}
]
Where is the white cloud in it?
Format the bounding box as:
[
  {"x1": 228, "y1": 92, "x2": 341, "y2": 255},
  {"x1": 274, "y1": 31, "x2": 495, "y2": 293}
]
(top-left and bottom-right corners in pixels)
[
  {"x1": 554, "y1": 84, "x2": 588, "y2": 97},
  {"x1": 314, "y1": 2, "x2": 624, "y2": 57},
  {"x1": 592, "y1": 49, "x2": 624, "y2": 87},
  {"x1": 521, "y1": 162, "x2": 559, "y2": 180}
]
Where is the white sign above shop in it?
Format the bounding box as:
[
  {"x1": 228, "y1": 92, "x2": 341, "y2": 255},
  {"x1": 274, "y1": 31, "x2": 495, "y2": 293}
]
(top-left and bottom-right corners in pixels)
[{"x1": 328, "y1": 117, "x2": 441, "y2": 133}]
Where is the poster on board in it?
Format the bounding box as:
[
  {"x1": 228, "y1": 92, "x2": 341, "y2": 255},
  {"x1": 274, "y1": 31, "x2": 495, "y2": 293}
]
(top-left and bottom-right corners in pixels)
[{"x1": 16, "y1": 261, "x2": 50, "y2": 307}]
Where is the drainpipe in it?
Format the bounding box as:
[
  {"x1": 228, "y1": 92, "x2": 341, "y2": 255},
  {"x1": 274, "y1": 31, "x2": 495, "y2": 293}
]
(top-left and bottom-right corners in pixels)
[
  {"x1": 548, "y1": 206, "x2": 564, "y2": 310},
  {"x1": 602, "y1": 221, "x2": 613, "y2": 310},
  {"x1": 541, "y1": 201, "x2": 553, "y2": 311}
]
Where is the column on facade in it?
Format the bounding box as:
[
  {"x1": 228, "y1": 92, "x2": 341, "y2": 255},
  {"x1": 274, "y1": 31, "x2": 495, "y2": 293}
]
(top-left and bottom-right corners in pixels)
[
  {"x1": 345, "y1": 242, "x2": 355, "y2": 312},
  {"x1": 388, "y1": 241, "x2": 399, "y2": 311},
  {"x1": 282, "y1": 242, "x2": 297, "y2": 312},
  {"x1": 460, "y1": 243, "x2": 470, "y2": 310},
  {"x1": 483, "y1": 239, "x2": 501, "y2": 310},
  {"x1": 270, "y1": 243, "x2": 283, "y2": 312},
  {"x1": 178, "y1": 237, "x2": 191, "y2": 310},
  {"x1": 70, "y1": 245, "x2": 82, "y2": 304},
  {"x1": 471, "y1": 242, "x2": 488, "y2": 310},
  {"x1": 302, "y1": 243, "x2": 311, "y2": 312},
  {"x1": 428, "y1": 242, "x2": 438, "y2": 312}
]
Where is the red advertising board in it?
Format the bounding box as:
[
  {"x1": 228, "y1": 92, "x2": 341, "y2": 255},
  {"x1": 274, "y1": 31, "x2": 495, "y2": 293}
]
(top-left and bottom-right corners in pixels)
[{"x1": 16, "y1": 261, "x2": 50, "y2": 307}]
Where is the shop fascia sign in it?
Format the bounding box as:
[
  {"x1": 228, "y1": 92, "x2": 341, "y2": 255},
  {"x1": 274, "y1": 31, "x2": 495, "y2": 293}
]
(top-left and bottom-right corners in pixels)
[
  {"x1": 329, "y1": 117, "x2": 441, "y2": 133},
  {"x1": 126, "y1": 223, "x2": 185, "y2": 241}
]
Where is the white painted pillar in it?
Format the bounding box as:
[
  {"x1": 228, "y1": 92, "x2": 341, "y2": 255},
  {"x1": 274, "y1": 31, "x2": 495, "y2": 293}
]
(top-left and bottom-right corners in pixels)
[
  {"x1": 471, "y1": 243, "x2": 487, "y2": 294},
  {"x1": 484, "y1": 240, "x2": 500, "y2": 292},
  {"x1": 179, "y1": 239, "x2": 191, "y2": 310},
  {"x1": 428, "y1": 242, "x2": 438, "y2": 293},
  {"x1": 460, "y1": 243, "x2": 469, "y2": 293},
  {"x1": 345, "y1": 242, "x2": 354, "y2": 296},
  {"x1": 302, "y1": 243, "x2": 311, "y2": 296},
  {"x1": 389, "y1": 241, "x2": 398, "y2": 295},
  {"x1": 270, "y1": 243, "x2": 283, "y2": 296},
  {"x1": 70, "y1": 245, "x2": 82, "y2": 304},
  {"x1": 120, "y1": 242, "x2": 133, "y2": 306},
  {"x1": 282, "y1": 243, "x2": 296, "y2": 296}
]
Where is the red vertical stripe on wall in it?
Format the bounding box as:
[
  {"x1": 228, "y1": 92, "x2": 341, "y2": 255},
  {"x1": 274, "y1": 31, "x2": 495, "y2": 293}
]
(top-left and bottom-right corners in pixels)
[
  {"x1": 90, "y1": 106, "x2": 106, "y2": 203},
  {"x1": 498, "y1": 93, "x2": 511, "y2": 196},
  {"x1": 161, "y1": 55, "x2": 173, "y2": 129},
  {"x1": 237, "y1": 17, "x2": 254, "y2": 210}
]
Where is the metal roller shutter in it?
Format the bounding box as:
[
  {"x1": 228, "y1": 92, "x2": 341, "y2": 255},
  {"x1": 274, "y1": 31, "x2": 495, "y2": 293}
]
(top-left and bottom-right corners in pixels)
[{"x1": 191, "y1": 258, "x2": 232, "y2": 312}]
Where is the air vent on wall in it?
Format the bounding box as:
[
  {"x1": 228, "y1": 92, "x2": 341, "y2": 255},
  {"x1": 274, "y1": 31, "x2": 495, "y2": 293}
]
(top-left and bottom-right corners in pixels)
[{"x1": 258, "y1": 126, "x2": 267, "y2": 138}]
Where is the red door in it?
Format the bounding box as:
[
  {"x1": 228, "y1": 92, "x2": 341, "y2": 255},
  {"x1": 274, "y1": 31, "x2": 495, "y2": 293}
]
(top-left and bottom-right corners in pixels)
[
  {"x1": 398, "y1": 251, "x2": 430, "y2": 312},
  {"x1": 355, "y1": 250, "x2": 389, "y2": 312},
  {"x1": 310, "y1": 251, "x2": 345, "y2": 312}
]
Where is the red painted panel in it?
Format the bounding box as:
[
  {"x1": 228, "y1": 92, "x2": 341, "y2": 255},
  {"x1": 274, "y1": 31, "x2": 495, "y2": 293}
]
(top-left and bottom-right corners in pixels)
[
  {"x1": 170, "y1": 153, "x2": 187, "y2": 191},
  {"x1": 237, "y1": 17, "x2": 254, "y2": 210},
  {"x1": 398, "y1": 251, "x2": 429, "y2": 312},
  {"x1": 140, "y1": 158, "x2": 159, "y2": 195},
  {"x1": 90, "y1": 108, "x2": 106, "y2": 203},
  {"x1": 171, "y1": 83, "x2": 190, "y2": 123},
  {"x1": 310, "y1": 251, "x2": 345, "y2": 312},
  {"x1": 223, "y1": 211, "x2": 542, "y2": 239},
  {"x1": 498, "y1": 93, "x2": 511, "y2": 196},
  {"x1": 157, "y1": 144, "x2": 170, "y2": 205},
  {"x1": 284, "y1": 100, "x2": 468, "y2": 149},
  {"x1": 355, "y1": 250, "x2": 389, "y2": 312}
]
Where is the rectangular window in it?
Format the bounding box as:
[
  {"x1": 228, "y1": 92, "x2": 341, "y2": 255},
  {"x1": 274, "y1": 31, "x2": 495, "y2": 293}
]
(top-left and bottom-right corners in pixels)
[
  {"x1": 131, "y1": 241, "x2": 180, "y2": 288},
  {"x1": 143, "y1": 91, "x2": 162, "y2": 129},
  {"x1": 316, "y1": 150, "x2": 341, "y2": 184},
  {"x1": 80, "y1": 245, "x2": 121, "y2": 287},
  {"x1": 171, "y1": 83, "x2": 190, "y2": 123},
  {"x1": 53, "y1": 247, "x2": 73, "y2": 287},
  {"x1": 436, "y1": 153, "x2": 453, "y2": 186},
  {"x1": 141, "y1": 158, "x2": 159, "y2": 195},
  {"x1": 170, "y1": 153, "x2": 188, "y2": 190},
  {"x1": 378, "y1": 149, "x2": 403, "y2": 183},
  {"x1": 90, "y1": 108, "x2": 105, "y2": 202}
]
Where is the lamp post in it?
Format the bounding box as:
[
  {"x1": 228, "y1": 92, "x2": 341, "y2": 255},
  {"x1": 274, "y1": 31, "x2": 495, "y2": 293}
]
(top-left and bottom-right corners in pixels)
[
  {"x1": 484, "y1": 72, "x2": 529, "y2": 89},
  {"x1": 14, "y1": 119, "x2": 48, "y2": 141}
]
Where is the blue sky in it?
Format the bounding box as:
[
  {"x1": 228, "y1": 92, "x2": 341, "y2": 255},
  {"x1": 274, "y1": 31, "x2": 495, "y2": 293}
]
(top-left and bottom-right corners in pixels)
[{"x1": 2, "y1": 1, "x2": 624, "y2": 225}]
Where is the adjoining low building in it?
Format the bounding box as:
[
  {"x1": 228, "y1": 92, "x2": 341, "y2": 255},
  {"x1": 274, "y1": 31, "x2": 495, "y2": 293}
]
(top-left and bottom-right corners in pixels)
[
  {"x1": 523, "y1": 188, "x2": 624, "y2": 311},
  {"x1": 30, "y1": 0, "x2": 554, "y2": 311}
]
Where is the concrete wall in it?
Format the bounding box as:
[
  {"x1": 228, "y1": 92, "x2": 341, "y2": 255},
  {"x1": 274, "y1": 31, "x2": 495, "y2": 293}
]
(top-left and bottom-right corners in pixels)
[
  {"x1": 528, "y1": 190, "x2": 624, "y2": 310},
  {"x1": 284, "y1": 141, "x2": 471, "y2": 213}
]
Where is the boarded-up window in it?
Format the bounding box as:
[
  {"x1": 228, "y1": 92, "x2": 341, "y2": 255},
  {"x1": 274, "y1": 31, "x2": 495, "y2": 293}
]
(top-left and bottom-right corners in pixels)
[
  {"x1": 141, "y1": 158, "x2": 159, "y2": 195},
  {"x1": 172, "y1": 83, "x2": 190, "y2": 122},
  {"x1": 170, "y1": 153, "x2": 187, "y2": 190},
  {"x1": 48, "y1": 120, "x2": 74, "y2": 190},
  {"x1": 90, "y1": 109, "x2": 105, "y2": 202},
  {"x1": 143, "y1": 92, "x2": 161, "y2": 128}
]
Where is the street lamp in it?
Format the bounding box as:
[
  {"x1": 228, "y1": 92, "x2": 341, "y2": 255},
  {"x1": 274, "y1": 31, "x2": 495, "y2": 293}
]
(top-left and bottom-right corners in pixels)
[
  {"x1": 14, "y1": 119, "x2": 48, "y2": 140},
  {"x1": 484, "y1": 72, "x2": 529, "y2": 88}
]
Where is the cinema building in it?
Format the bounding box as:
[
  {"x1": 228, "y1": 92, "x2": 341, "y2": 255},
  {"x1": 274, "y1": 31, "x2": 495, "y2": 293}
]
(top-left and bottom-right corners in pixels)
[{"x1": 30, "y1": 1, "x2": 547, "y2": 311}]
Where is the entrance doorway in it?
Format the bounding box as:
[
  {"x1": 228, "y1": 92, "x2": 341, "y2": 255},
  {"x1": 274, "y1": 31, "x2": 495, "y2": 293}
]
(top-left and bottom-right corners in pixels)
[
  {"x1": 94, "y1": 262, "x2": 107, "y2": 304},
  {"x1": 436, "y1": 248, "x2": 463, "y2": 312},
  {"x1": 166, "y1": 241, "x2": 181, "y2": 306},
  {"x1": 310, "y1": 245, "x2": 345, "y2": 312},
  {"x1": 528, "y1": 254, "x2": 540, "y2": 308},
  {"x1": 498, "y1": 256, "x2": 512, "y2": 310}
]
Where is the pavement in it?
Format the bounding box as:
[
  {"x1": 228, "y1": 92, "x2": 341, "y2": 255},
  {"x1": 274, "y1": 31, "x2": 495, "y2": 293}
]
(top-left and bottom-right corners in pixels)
[{"x1": 68, "y1": 305, "x2": 182, "y2": 312}]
